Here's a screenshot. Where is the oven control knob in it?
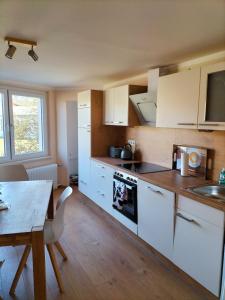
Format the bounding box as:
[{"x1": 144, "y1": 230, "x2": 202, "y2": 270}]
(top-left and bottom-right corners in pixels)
[
  {"x1": 127, "y1": 177, "x2": 130, "y2": 180},
  {"x1": 134, "y1": 180, "x2": 137, "y2": 183}
]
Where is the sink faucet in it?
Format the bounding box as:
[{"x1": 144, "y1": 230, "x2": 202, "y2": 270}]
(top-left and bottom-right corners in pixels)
[{"x1": 219, "y1": 168, "x2": 225, "y2": 185}]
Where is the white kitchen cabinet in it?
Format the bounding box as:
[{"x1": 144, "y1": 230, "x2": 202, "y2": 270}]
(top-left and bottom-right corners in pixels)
[
  {"x1": 173, "y1": 195, "x2": 224, "y2": 296},
  {"x1": 90, "y1": 160, "x2": 114, "y2": 215},
  {"x1": 103, "y1": 85, "x2": 146, "y2": 126},
  {"x1": 77, "y1": 90, "x2": 91, "y2": 108},
  {"x1": 156, "y1": 68, "x2": 200, "y2": 129},
  {"x1": 138, "y1": 180, "x2": 175, "y2": 260},
  {"x1": 198, "y1": 61, "x2": 225, "y2": 130},
  {"x1": 113, "y1": 85, "x2": 129, "y2": 125},
  {"x1": 78, "y1": 127, "x2": 91, "y2": 197},
  {"x1": 103, "y1": 88, "x2": 114, "y2": 124},
  {"x1": 78, "y1": 107, "x2": 91, "y2": 128}
]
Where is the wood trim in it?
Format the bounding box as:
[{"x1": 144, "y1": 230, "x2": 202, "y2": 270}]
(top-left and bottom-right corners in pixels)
[{"x1": 4, "y1": 36, "x2": 37, "y2": 46}]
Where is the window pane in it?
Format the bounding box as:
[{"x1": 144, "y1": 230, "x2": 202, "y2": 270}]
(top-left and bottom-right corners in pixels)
[
  {"x1": 12, "y1": 95, "x2": 43, "y2": 155},
  {"x1": 0, "y1": 93, "x2": 6, "y2": 157}
]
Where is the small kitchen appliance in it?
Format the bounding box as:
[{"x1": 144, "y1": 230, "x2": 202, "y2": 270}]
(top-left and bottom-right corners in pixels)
[
  {"x1": 109, "y1": 146, "x2": 122, "y2": 158},
  {"x1": 173, "y1": 145, "x2": 209, "y2": 178},
  {"x1": 120, "y1": 144, "x2": 133, "y2": 160}
]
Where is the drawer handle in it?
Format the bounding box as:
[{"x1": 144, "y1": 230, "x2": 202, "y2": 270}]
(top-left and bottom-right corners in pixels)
[
  {"x1": 177, "y1": 123, "x2": 196, "y2": 126},
  {"x1": 146, "y1": 186, "x2": 163, "y2": 195},
  {"x1": 80, "y1": 104, "x2": 87, "y2": 107},
  {"x1": 176, "y1": 212, "x2": 199, "y2": 225},
  {"x1": 97, "y1": 190, "x2": 105, "y2": 196},
  {"x1": 100, "y1": 175, "x2": 105, "y2": 178},
  {"x1": 198, "y1": 123, "x2": 219, "y2": 126}
]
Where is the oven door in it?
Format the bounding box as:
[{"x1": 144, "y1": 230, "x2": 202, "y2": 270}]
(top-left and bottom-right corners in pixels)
[{"x1": 113, "y1": 175, "x2": 137, "y2": 224}]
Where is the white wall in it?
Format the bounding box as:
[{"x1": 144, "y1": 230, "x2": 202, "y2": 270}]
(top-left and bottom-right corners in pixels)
[{"x1": 55, "y1": 90, "x2": 78, "y2": 186}]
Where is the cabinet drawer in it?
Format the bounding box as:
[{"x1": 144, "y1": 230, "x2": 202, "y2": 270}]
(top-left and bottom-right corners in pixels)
[{"x1": 178, "y1": 195, "x2": 224, "y2": 227}]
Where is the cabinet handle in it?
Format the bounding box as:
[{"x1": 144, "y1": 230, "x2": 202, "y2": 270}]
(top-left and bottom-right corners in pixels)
[
  {"x1": 176, "y1": 212, "x2": 199, "y2": 225},
  {"x1": 97, "y1": 190, "x2": 105, "y2": 196},
  {"x1": 80, "y1": 180, "x2": 87, "y2": 185},
  {"x1": 146, "y1": 186, "x2": 163, "y2": 195},
  {"x1": 198, "y1": 123, "x2": 219, "y2": 126},
  {"x1": 79, "y1": 104, "x2": 87, "y2": 107},
  {"x1": 177, "y1": 123, "x2": 196, "y2": 126},
  {"x1": 100, "y1": 175, "x2": 105, "y2": 178}
]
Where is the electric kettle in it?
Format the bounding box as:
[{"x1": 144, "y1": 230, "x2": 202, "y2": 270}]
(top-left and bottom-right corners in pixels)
[{"x1": 120, "y1": 144, "x2": 133, "y2": 160}]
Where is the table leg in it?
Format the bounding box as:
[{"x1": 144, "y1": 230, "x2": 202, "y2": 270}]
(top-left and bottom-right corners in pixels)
[
  {"x1": 47, "y1": 186, "x2": 54, "y2": 219},
  {"x1": 32, "y1": 226, "x2": 46, "y2": 300}
]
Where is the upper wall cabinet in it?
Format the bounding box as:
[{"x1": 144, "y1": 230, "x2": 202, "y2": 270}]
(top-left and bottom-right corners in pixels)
[
  {"x1": 78, "y1": 90, "x2": 91, "y2": 108},
  {"x1": 198, "y1": 61, "x2": 225, "y2": 131},
  {"x1": 156, "y1": 61, "x2": 225, "y2": 130},
  {"x1": 103, "y1": 85, "x2": 147, "y2": 126},
  {"x1": 156, "y1": 68, "x2": 200, "y2": 129}
]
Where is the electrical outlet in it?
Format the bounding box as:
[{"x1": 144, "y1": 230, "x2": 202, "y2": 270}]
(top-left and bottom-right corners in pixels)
[{"x1": 128, "y1": 139, "x2": 136, "y2": 153}]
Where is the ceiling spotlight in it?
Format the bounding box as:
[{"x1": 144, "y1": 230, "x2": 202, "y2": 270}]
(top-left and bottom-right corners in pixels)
[
  {"x1": 28, "y1": 46, "x2": 38, "y2": 62},
  {"x1": 4, "y1": 36, "x2": 38, "y2": 61},
  {"x1": 5, "y1": 43, "x2": 16, "y2": 59}
]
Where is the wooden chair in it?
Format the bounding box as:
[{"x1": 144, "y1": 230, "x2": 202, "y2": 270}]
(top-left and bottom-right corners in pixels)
[
  {"x1": 10, "y1": 186, "x2": 73, "y2": 295},
  {"x1": 0, "y1": 164, "x2": 28, "y2": 181}
]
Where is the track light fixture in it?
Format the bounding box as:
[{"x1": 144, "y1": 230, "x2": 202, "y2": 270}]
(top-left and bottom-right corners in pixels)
[
  {"x1": 5, "y1": 42, "x2": 17, "y2": 59},
  {"x1": 28, "y1": 46, "x2": 38, "y2": 61},
  {"x1": 4, "y1": 36, "x2": 38, "y2": 61}
]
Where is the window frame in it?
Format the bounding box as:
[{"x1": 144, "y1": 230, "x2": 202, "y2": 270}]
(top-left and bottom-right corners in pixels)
[
  {"x1": 0, "y1": 88, "x2": 11, "y2": 163},
  {"x1": 0, "y1": 87, "x2": 48, "y2": 163}
]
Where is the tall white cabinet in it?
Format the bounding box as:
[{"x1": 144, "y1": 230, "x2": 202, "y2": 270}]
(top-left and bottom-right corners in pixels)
[
  {"x1": 78, "y1": 90, "x2": 104, "y2": 198},
  {"x1": 78, "y1": 91, "x2": 91, "y2": 197}
]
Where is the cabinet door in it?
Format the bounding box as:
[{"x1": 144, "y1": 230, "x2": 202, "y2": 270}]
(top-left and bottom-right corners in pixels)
[
  {"x1": 173, "y1": 208, "x2": 224, "y2": 296},
  {"x1": 198, "y1": 61, "x2": 225, "y2": 130},
  {"x1": 90, "y1": 161, "x2": 114, "y2": 215},
  {"x1": 78, "y1": 90, "x2": 91, "y2": 108},
  {"x1": 138, "y1": 180, "x2": 175, "y2": 259},
  {"x1": 113, "y1": 85, "x2": 129, "y2": 126},
  {"x1": 78, "y1": 127, "x2": 91, "y2": 197},
  {"x1": 78, "y1": 107, "x2": 91, "y2": 128},
  {"x1": 156, "y1": 68, "x2": 200, "y2": 129},
  {"x1": 103, "y1": 88, "x2": 114, "y2": 125}
]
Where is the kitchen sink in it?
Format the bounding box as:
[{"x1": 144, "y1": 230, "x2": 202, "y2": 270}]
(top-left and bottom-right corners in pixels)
[{"x1": 189, "y1": 185, "x2": 225, "y2": 202}]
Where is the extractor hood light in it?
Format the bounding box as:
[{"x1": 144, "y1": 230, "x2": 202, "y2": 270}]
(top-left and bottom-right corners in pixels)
[
  {"x1": 5, "y1": 43, "x2": 16, "y2": 59},
  {"x1": 28, "y1": 46, "x2": 38, "y2": 62}
]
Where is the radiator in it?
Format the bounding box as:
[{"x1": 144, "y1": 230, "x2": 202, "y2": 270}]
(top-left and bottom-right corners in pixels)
[{"x1": 26, "y1": 163, "x2": 58, "y2": 189}]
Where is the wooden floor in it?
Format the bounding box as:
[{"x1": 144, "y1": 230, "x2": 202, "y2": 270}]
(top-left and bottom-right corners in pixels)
[{"x1": 0, "y1": 187, "x2": 217, "y2": 300}]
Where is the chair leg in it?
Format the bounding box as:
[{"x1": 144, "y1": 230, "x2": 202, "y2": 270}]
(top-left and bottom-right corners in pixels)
[
  {"x1": 54, "y1": 241, "x2": 68, "y2": 261},
  {"x1": 9, "y1": 245, "x2": 31, "y2": 295},
  {"x1": 46, "y1": 244, "x2": 64, "y2": 293}
]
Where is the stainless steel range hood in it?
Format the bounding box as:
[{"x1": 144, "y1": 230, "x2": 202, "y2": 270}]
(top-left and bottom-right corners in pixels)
[{"x1": 130, "y1": 68, "x2": 163, "y2": 126}]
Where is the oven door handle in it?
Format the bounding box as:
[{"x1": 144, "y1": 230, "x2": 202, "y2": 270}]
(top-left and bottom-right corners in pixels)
[{"x1": 113, "y1": 175, "x2": 137, "y2": 187}]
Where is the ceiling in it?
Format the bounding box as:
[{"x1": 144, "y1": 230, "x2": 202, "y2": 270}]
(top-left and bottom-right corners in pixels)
[{"x1": 0, "y1": 0, "x2": 224, "y2": 89}]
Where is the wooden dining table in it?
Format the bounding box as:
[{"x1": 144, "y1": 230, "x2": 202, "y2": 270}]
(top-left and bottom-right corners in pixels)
[{"x1": 0, "y1": 180, "x2": 54, "y2": 300}]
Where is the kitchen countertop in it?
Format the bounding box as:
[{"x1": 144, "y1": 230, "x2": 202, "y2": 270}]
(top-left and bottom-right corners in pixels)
[{"x1": 92, "y1": 157, "x2": 225, "y2": 212}]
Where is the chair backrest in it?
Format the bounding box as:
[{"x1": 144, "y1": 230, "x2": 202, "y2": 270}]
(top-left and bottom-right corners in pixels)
[
  {"x1": 0, "y1": 164, "x2": 28, "y2": 181},
  {"x1": 51, "y1": 186, "x2": 73, "y2": 241}
]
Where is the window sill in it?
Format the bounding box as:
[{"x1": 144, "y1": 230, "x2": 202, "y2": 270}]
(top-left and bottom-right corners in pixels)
[{"x1": 0, "y1": 156, "x2": 53, "y2": 166}]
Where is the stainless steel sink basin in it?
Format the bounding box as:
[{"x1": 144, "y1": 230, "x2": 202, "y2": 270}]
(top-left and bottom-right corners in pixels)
[{"x1": 189, "y1": 185, "x2": 225, "y2": 201}]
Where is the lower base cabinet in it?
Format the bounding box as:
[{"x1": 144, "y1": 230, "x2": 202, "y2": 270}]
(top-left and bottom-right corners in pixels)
[
  {"x1": 138, "y1": 180, "x2": 175, "y2": 260},
  {"x1": 173, "y1": 196, "x2": 224, "y2": 296},
  {"x1": 90, "y1": 160, "x2": 114, "y2": 216}
]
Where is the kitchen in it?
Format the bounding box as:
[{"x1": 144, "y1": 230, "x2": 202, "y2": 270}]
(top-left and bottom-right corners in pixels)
[
  {"x1": 0, "y1": 1, "x2": 225, "y2": 300},
  {"x1": 78, "y1": 58, "x2": 225, "y2": 298}
]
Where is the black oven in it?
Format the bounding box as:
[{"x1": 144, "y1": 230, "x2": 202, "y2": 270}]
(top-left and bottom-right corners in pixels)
[{"x1": 113, "y1": 171, "x2": 137, "y2": 224}]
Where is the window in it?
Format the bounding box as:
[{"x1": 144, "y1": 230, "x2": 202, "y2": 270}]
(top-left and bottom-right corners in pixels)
[{"x1": 0, "y1": 88, "x2": 48, "y2": 162}]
